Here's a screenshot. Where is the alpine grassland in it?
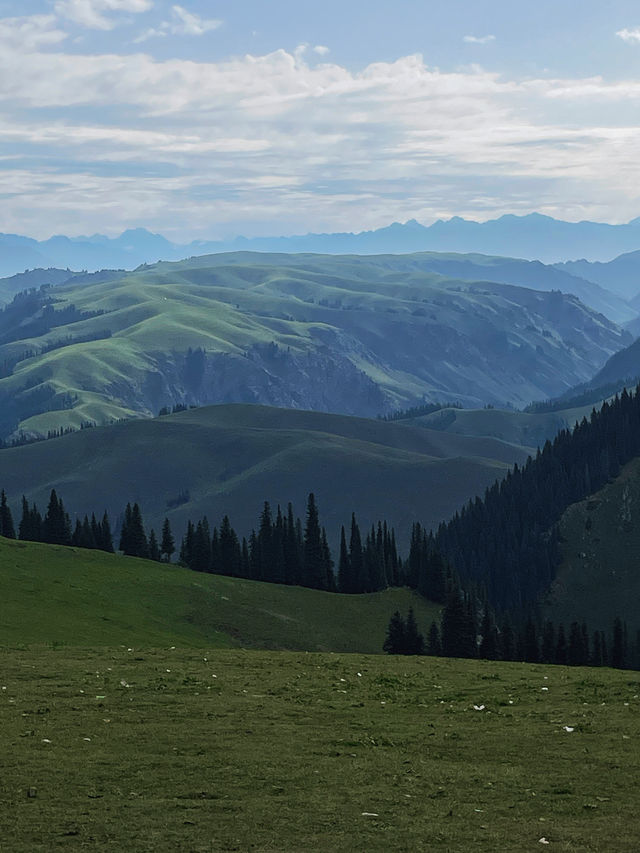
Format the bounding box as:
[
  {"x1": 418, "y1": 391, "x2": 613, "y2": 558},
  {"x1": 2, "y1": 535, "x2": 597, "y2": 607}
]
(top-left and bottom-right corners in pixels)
[
  {"x1": 2, "y1": 647, "x2": 639, "y2": 852},
  {"x1": 0, "y1": 537, "x2": 439, "y2": 651}
]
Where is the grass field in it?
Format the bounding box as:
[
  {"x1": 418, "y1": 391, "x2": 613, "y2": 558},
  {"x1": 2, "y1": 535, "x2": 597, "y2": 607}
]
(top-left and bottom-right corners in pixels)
[
  {"x1": 0, "y1": 537, "x2": 440, "y2": 653},
  {"x1": 2, "y1": 647, "x2": 639, "y2": 852}
]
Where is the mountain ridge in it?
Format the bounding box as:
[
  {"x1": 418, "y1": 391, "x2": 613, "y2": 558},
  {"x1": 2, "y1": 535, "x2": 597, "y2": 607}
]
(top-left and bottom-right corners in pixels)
[{"x1": 4, "y1": 211, "x2": 640, "y2": 277}]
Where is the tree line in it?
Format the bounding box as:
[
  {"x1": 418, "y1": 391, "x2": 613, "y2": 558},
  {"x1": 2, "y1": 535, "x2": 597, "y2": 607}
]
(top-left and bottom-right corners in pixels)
[{"x1": 385, "y1": 601, "x2": 640, "y2": 671}]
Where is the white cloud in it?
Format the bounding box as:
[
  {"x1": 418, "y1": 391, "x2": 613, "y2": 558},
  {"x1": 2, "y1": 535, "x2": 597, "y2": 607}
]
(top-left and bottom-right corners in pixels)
[
  {"x1": 54, "y1": 0, "x2": 152, "y2": 31},
  {"x1": 134, "y1": 4, "x2": 221, "y2": 41},
  {"x1": 1, "y1": 22, "x2": 640, "y2": 237},
  {"x1": 616, "y1": 27, "x2": 640, "y2": 44},
  {"x1": 0, "y1": 14, "x2": 66, "y2": 49},
  {"x1": 314, "y1": 45, "x2": 330, "y2": 56},
  {"x1": 171, "y1": 5, "x2": 221, "y2": 36},
  {"x1": 463, "y1": 34, "x2": 496, "y2": 44}
]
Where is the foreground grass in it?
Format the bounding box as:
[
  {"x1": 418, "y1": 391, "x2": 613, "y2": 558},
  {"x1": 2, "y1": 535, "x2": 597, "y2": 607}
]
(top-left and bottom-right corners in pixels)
[{"x1": 2, "y1": 647, "x2": 639, "y2": 851}]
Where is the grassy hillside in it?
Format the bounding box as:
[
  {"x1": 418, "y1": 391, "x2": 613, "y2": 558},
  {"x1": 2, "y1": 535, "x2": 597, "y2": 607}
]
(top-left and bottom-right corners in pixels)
[
  {"x1": 544, "y1": 456, "x2": 640, "y2": 632},
  {"x1": 0, "y1": 403, "x2": 529, "y2": 546},
  {"x1": 0, "y1": 536, "x2": 439, "y2": 652},
  {"x1": 2, "y1": 646, "x2": 639, "y2": 851},
  {"x1": 0, "y1": 252, "x2": 629, "y2": 438},
  {"x1": 402, "y1": 403, "x2": 600, "y2": 449}
]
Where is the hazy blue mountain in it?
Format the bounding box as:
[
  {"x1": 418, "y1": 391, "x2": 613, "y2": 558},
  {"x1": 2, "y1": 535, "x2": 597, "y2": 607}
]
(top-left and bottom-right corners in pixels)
[
  {"x1": 3, "y1": 213, "x2": 640, "y2": 278},
  {"x1": 375, "y1": 253, "x2": 636, "y2": 325},
  {"x1": 556, "y1": 250, "x2": 640, "y2": 301},
  {"x1": 0, "y1": 268, "x2": 78, "y2": 305}
]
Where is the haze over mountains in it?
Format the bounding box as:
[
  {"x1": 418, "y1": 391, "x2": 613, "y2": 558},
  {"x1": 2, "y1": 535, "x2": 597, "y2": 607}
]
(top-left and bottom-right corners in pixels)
[{"x1": 5, "y1": 212, "x2": 640, "y2": 279}]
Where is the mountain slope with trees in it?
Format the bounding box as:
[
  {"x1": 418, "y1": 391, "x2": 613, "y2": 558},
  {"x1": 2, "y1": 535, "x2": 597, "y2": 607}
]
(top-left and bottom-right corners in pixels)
[
  {"x1": 0, "y1": 403, "x2": 530, "y2": 549},
  {"x1": 0, "y1": 252, "x2": 630, "y2": 438}
]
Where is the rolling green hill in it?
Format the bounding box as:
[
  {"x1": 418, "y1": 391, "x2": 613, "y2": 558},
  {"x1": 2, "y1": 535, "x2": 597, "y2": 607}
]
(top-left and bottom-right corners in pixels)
[
  {"x1": 0, "y1": 536, "x2": 439, "y2": 652},
  {"x1": 399, "y1": 403, "x2": 601, "y2": 448},
  {"x1": 0, "y1": 403, "x2": 529, "y2": 548},
  {"x1": 544, "y1": 456, "x2": 640, "y2": 632},
  {"x1": 0, "y1": 252, "x2": 629, "y2": 439}
]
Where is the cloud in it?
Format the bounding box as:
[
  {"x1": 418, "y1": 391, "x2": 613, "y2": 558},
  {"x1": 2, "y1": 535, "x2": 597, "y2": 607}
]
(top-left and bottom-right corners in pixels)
[
  {"x1": 314, "y1": 45, "x2": 330, "y2": 56},
  {"x1": 134, "y1": 5, "x2": 221, "y2": 41},
  {"x1": 54, "y1": 0, "x2": 152, "y2": 31},
  {"x1": 463, "y1": 34, "x2": 496, "y2": 44},
  {"x1": 0, "y1": 14, "x2": 67, "y2": 49},
  {"x1": 1, "y1": 21, "x2": 640, "y2": 237},
  {"x1": 616, "y1": 27, "x2": 640, "y2": 44},
  {"x1": 171, "y1": 5, "x2": 221, "y2": 36}
]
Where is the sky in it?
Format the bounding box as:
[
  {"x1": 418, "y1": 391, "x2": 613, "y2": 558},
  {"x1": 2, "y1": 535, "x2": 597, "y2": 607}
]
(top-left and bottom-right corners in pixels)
[{"x1": 2, "y1": 1, "x2": 640, "y2": 240}]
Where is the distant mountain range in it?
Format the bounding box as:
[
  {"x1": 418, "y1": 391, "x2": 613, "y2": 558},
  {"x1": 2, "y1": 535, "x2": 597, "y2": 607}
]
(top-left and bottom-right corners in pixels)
[{"x1": 3, "y1": 212, "x2": 640, "y2": 278}]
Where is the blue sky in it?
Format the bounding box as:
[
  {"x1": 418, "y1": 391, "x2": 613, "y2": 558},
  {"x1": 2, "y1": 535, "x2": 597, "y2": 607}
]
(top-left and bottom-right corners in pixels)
[{"x1": 2, "y1": 1, "x2": 640, "y2": 239}]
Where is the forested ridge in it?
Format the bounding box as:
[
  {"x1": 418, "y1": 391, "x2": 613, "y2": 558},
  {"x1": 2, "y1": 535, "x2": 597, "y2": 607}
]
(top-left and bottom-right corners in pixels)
[{"x1": 433, "y1": 385, "x2": 640, "y2": 610}]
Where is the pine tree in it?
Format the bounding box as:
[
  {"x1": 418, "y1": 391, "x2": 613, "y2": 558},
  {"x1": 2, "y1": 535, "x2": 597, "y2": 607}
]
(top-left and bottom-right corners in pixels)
[
  {"x1": 43, "y1": 489, "x2": 71, "y2": 545},
  {"x1": 161, "y1": 518, "x2": 175, "y2": 562},
  {"x1": 568, "y1": 622, "x2": 587, "y2": 666},
  {"x1": 441, "y1": 585, "x2": 476, "y2": 658},
  {"x1": 612, "y1": 618, "x2": 626, "y2": 669},
  {"x1": 119, "y1": 503, "x2": 133, "y2": 554},
  {"x1": 0, "y1": 490, "x2": 15, "y2": 539},
  {"x1": 383, "y1": 611, "x2": 406, "y2": 654},
  {"x1": 349, "y1": 513, "x2": 365, "y2": 592},
  {"x1": 321, "y1": 527, "x2": 335, "y2": 591},
  {"x1": 337, "y1": 525, "x2": 351, "y2": 593},
  {"x1": 101, "y1": 511, "x2": 114, "y2": 553},
  {"x1": 541, "y1": 621, "x2": 556, "y2": 664},
  {"x1": 404, "y1": 607, "x2": 425, "y2": 655},
  {"x1": 478, "y1": 609, "x2": 499, "y2": 660},
  {"x1": 427, "y1": 621, "x2": 442, "y2": 656},
  {"x1": 121, "y1": 503, "x2": 148, "y2": 558},
  {"x1": 556, "y1": 624, "x2": 567, "y2": 664},
  {"x1": 148, "y1": 528, "x2": 161, "y2": 561},
  {"x1": 303, "y1": 493, "x2": 327, "y2": 589}
]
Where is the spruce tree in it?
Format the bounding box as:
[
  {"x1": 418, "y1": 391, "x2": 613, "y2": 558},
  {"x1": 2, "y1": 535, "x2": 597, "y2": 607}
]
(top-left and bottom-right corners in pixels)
[
  {"x1": 383, "y1": 611, "x2": 406, "y2": 655},
  {"x1": 0, "y1": 490, "x2": 15, "y2": 539},
  {"x1": 349, "y1": 513, "x2": 364, "y2": 593},
  {"x1": 478, "y1": 609, "x2": 499, "y2": 660},
  {"x1": 148, "y1": 528, "x2": 161, "y2": 561},
  {"x1": 404, "y1": 607, "x2": 425, "y2": 655},
  {"x1": 556, "y1": 624, "x2": 568, "y2": 664},
  {"x1": 441, "y1": 585, "x2": 476, "y2": 658},
  {"x1": 337, "y1": 525, "x2": 351, "y2": 593},
  {"x1": 119, "y1": 503, "x2": 133, "y2": 553},
  {"x1": 303, "y1": 493, "x2": 326, "y2": 590},
  {"x1": 427, "y1": 621, "x2": 442, "y2": 656},
  {"x1": 101, "y1": 512, "x2": 114, "y2": 553},
  {"x1": 43, "y1": 489, "x2": 71, "y2": 545},
  {"x1": 161, "y1": 518, "x2": 175, "y2": 562}
]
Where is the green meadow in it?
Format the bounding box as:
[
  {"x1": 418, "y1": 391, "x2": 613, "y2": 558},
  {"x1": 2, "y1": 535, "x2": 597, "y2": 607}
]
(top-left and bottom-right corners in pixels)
[
  {"x1": 0, "y1": 537, "x2": 439, "y2": 652},
  {"x1": 2, "y1": 647, "x2": 639, "y2": 852}
]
